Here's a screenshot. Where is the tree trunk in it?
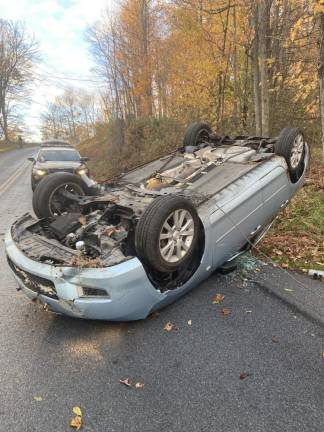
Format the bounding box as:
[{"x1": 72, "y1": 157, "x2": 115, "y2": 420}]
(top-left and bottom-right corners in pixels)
[
  {"x1": 259, "y1": 0, "x2": 270, "y2": 136},
  {"x1": 319, "y1": 11, "x2": 324, "y2": 161},
  {"x1": 232, "y1": 6, "x2": 239, "y2": 131},
  {"x1": 252, "y1": 3, "x2": 262, "y2": 135}
]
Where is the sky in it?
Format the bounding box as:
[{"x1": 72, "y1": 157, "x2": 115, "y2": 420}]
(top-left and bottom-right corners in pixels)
[{"x1": 0, "y1": 0, "x2": 112, "y2": 140}]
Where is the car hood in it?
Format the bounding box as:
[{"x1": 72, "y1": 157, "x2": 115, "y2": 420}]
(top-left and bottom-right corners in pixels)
[{"x1": 36, "y1": 161, "x2": 82, "y2": 170}]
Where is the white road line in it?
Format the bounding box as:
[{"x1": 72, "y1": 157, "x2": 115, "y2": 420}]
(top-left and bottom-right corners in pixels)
[{"x1": 0, "y1": 161, "x2": 30, "y2": 196}]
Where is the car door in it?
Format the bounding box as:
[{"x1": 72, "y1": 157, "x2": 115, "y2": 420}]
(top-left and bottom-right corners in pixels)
[
  {"x1": 209, "y1": 176, "x2": 264, "y2": 269},
  {"x1": 259, "y1": 163, "x2": 291, "y2": 220}
]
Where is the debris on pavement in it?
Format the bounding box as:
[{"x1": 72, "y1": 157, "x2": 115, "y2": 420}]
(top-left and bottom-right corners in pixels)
[
  {"x1": 187, "y1": 319, "x2": 192, "y2": 326},
  {"x1": 70, "y1": 406, "x2": 82, "y2": 430},
  {"x1": 212, "y1": 293, "x2": 225, "y2": 304},
  {"x1": 308, "y1": 269, "x2": 324, "y2": 280},
  {"x1": 272, "y1": 336, "x2": 280, "y2": 343},
  {"x1": 135, "y1": 380, "x2": 145, "y2": 389},
  {"x1": 164, "y1": 321, "x2": 174, "y2": 331},
  {"x1": 33, "y1": 396, "x2": 42, "y2": 402},
  {"x1": 221, "y1": 308, "x2": 232, "y2": 316},
  {"x1": 239, "y1": 372, "x2": 251, "y2": 380},
  {"x1": 119, "y1": 378, "x2": 132, "y2": 387}
]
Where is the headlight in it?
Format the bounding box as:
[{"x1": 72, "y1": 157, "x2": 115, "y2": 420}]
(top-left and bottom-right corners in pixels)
[
  {"x1": 33, "y1": 168, "x2": 47, "y2": 176},
  {"x1": 76, "y1": 166, "x2": 89, "y2": 176}
]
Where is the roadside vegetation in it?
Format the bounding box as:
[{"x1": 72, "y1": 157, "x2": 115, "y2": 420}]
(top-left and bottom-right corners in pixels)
[{"x1": 259, "y1": 151, "x2": 324, "y2": 272}]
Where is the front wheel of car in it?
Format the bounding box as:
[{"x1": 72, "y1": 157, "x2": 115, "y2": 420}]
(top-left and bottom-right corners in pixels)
[
  {"x1": 275, "y1": 127, "x2": 306, "y2": 182},
  {"x1": 135, "y1": 195, "x2": 200, "y2": 273},
  {"x1": 32, "y1": 172, "x2": 90, "y2": 219}
]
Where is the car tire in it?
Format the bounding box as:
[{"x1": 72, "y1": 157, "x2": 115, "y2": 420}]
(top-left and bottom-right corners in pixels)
[
  {"x1": 32, "y1": 173, "x2": 90, "y2": 219},
  {"x1": 135, "y1": 195, "x2": 200, "y2": 273},
  {"x1": 183, "y1": 122, "x2": 212, "y2": 148},
  {"x1": 275, "y1": 127, "x2": 306, "y2": 182}
]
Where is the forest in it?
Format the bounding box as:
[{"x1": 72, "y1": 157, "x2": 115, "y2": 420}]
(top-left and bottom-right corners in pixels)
[{"x1": 39, "y1": 0, "x2": 324, "y2": 175}]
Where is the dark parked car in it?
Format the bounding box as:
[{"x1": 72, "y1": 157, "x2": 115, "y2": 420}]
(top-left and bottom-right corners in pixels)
[{"x1": 28, "y1": 140, "x2": 89, "y2": 190}]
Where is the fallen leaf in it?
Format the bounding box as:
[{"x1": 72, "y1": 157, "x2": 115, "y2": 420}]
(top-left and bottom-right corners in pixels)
[
  {"x1": 187, "y1": 320, "x2": 192, "y2": 326},
  {"x1": 119, "y1": 378, "x2": 132, "y2": 387},
  {"x1": 33, "y1": 396, "x2": 42, "y2": 402},
  {"x1": 281, "y1": 263, "x2": 289, "y2": 268},
  {"x1": 164, "y1": 321, "x2": 174, "y2": 332},
  {"x1": 79, "y1": 216, "x2": 86, "y2": 226},
  {"x1": 221, "y1": 308, "x2": 231, "y2": 316},
  {"x1": 70, "y1": 416, "x2": 82, "y2": 430},
  {"x1": 135, "y1": 380, "x2": 145, "y2": 389},
  {"x1": 271, "y1": 336, "x2": 279, "y2": 343},
  {"x1": 212, "y1": 294, "x2": 225, "y2": 304},
  {"x1": 239, "y1": 372, "x2": 251, "y2": 380},
  {"x1": 73, "y1": 406, "x2": 82, "y2": 417}
]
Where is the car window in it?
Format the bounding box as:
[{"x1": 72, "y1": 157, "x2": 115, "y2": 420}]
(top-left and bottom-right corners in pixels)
[{"x1": 37, "y1": 150, "x2": 81, "y2": 162}]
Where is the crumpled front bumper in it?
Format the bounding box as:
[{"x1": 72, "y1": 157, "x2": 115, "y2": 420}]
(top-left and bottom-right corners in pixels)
[{"x1": 5, "y1": 230, "x2": 165, "y2": 321}]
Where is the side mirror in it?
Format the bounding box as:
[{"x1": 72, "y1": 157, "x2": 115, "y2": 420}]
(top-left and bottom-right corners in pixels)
[
  {"x1": 81, "y1": 156, "x2": 89, "y2": 162},
  {"x1": 28, "y1": 157, "x2": 35, "y2": 162}
]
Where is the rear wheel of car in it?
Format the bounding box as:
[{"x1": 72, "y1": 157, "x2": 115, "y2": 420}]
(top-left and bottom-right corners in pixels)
[
  {"x1": 183, "y1": 122, "x2": 212, "y2": 148},
  {"x1": 135, "y1": 195, "x2": 200, "y2": 273},
  {"x1": 32, "y1": 173, "x2": 90, "y2": 219},
  {"x1": 275, "y1": 127, "x2": 306, "y2": 182}
]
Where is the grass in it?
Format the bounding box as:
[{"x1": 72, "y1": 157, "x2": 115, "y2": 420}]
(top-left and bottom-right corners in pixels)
[{"x1": 258, "y1": 148, "x2": 324, "y2": 272}]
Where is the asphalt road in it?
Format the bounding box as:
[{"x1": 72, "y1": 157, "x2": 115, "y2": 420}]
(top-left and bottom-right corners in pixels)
[{"x1": 0, "y1": 148, "x2": 323, "y2": 432}]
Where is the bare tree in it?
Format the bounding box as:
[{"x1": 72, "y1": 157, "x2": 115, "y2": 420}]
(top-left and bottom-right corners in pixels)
[
  {"x1": 0, "y1": 19, "x2": 38, "y2": 143},
  {"x1": 41, "y1": 88, "x2": 101, "y2": 143}
]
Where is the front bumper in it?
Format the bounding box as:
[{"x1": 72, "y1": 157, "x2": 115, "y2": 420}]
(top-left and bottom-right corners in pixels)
[{"x1": 5, "y1": 230, "x2": 165, "y2": 321}]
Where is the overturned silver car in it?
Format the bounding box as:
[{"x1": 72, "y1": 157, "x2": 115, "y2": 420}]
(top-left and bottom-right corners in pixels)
[{"x1": 5, "y1": 124, "x2": 309, "y2": 320}]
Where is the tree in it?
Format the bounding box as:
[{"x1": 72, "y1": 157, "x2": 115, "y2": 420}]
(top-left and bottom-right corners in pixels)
[
  {"x1": 41, "y1": 88, "x2": 101, "y2": 143},
  {"x1": 0, "y1": 19, "x2": 38, "y2": 143},
  {"x1": 318, "y1": 5, "x2": 324, "y2": 159}
]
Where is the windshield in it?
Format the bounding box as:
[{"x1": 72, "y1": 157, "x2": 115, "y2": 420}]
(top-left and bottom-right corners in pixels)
[{"x1": 38, "y1": 149, "x2": 81, "y2": 162}]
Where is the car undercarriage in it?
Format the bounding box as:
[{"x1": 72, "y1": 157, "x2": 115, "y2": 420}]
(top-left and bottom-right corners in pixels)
[{"x1": 5, "y1": 124, "x2": 309, "y2": 319}]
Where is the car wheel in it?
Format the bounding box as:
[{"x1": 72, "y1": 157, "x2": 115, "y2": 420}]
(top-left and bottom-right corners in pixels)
[
  {"x1": 275, "y1": 127, "x2": 305, "y2": 182},
  {"x1": 135, "y1": 195, "x2": 200, "y2": 273},
  {"x1": 183, "y1": 122, "x2": 212, "y2": 148},
  {"x1": 32, "y1": 173, "x2": 90, "y2": 219}
]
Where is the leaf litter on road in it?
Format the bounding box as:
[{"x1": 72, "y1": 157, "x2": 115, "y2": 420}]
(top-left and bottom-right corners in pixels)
[
  {"x1": 119, "y1": 378, "x2": 132, "y2": 387},
  {"x1": 164, "y1": 321, "x2": 174, "y2": 331},
  {"x1": 120, "y1": 378, "x2": 145, "y2": 389},
  {"x1": 212, "y1": 293, "x2": 225, "y2": 304},
  {"x1": 239, "y1": 373, "x2": 251, "y2": 380},
  {"x1": 70, "y1": 406, "x2": 82, "y2": 430},
  {"x1": 221, "y1": 308, "x2": 232, "y2": 316},
  {"x1": 33, "y1": 396, "x2": 42, "y2": 402},
  {"x1": 135, "y1": 380, "x2": 145, "y2": 389}
]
